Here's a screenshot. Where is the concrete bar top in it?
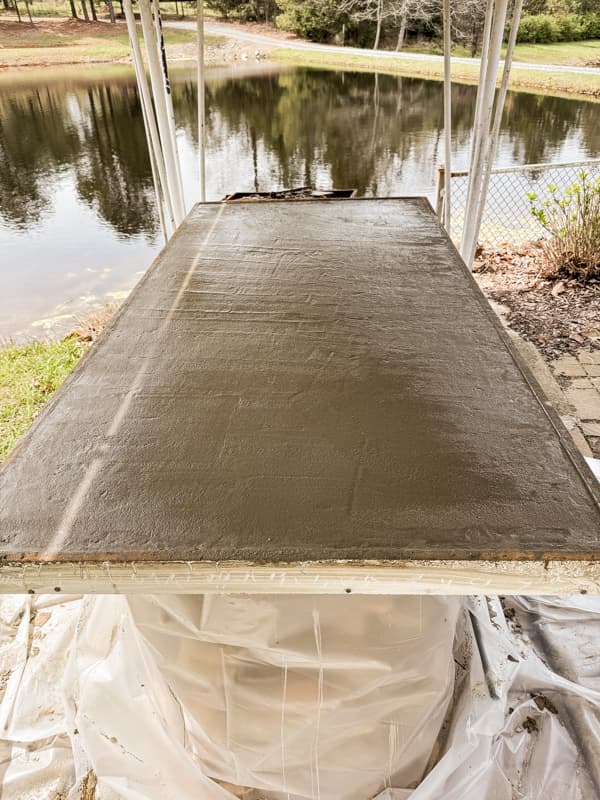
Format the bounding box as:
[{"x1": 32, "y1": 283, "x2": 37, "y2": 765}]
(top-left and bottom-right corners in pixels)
[{"x1": 1, "y1": 198, "x2": 599, "y2": 594}]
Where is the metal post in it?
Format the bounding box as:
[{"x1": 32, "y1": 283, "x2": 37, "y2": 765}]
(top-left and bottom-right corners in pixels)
[
  {"x1": 151, "y1": 0, "x2": 186, "y2": 214},
  {"x1": 461, "y1": 0, "x2": 509, "y2": 266},
  {"x1": 469, "y1": 0, "x2": 524, "y2": 256},
  {"x1": 435, "y1": 164, "x2": 445, "y2": 222},
  {"x1": 123, "y1": 0, "x2": 176, "y2": 235},
  {"x1": 197, "y1": 0, "x2": 206, "y2": 202},
  {"x1": 464, "y1": 0, "x2": 494, "y2": 218},
  {"x1": 138, "y1": 0, "x2": 185, "y2": 225},
  {"x1": 442, "y1": 0, "x2": 452, "y2": 233}
]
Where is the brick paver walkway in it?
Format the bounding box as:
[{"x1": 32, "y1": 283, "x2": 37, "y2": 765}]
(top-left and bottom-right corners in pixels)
[{"x1": 552, "y1": 350, "x2": 600, "y2": 458}]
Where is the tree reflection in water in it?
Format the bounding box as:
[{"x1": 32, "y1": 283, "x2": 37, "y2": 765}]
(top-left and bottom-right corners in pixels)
[{"x1": 0, "y1": 66, "x2": 598, "y2": 334}]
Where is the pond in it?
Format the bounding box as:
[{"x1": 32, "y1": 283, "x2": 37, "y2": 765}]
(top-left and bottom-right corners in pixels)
[{"x1": 1, "y1": 63, "x2": 599, "y2": 340}]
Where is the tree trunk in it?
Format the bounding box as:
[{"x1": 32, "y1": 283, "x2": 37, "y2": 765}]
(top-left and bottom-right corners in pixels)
[
  {"x1": 174, "y1": 0, "x2": 179, "y2": 17},
  {"x1": 80, "y1": 0, "x2": 90, "y2": 21},
  {"x1": 14, "y1": 0, "x2": 21, "y2": 22},
  {"x1": 373, "y1": 0, "x2": 383, "y2": 50},
  {"x1": 106, "y1": 0, "x2": 116, "y2": 21},
  {"x1": 118, "y1": 0, "x2": 123, "y2": 16},
  {"x1": 395, "y1": 13, "x2": 407, "y2": 51},
  {"x1": 23, "y1": 0, "x2": 33, "y2": 23},
  {"x1": 69, "y1": 0, "x2": 78, "y2": 17},
  {"x1": 89, "y1": 0, "x2": 97, "y2": 21}
]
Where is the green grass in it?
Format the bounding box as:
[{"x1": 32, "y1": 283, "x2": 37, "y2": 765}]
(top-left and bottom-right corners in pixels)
[
  {"x1": 272, "y1": 47, "x2": 600, "y2": 100},
  {"x1": 0, "y1": 337, "x2": 84, "y2": 462},
  {"x1": 364, "y1": 38, "x2": 600, "y2": 67},
  {"x1": 512, "y1": 39, "x2": 600, "y2": 66}
]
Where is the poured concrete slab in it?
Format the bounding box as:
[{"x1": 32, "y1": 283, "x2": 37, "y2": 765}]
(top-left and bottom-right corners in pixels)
[{"x1": 1, "y1": 199, "x2": 599, "y2": 594}]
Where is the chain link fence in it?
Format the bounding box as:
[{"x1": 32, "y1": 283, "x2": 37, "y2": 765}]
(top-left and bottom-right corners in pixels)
[{"x1": 436, "y1": 158, "x2": 600, "y2": 248}]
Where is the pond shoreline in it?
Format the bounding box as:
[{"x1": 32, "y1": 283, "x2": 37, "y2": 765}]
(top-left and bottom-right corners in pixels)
[
  {"x1": 0, "y1": 18, "x2": 271, "y2": 70},
  {"x1": 272, "y1": 46, "x2": 600, "y2": 102},
  {"x1": 1, "y1": 17, "x2": 599, "y2": 100}
]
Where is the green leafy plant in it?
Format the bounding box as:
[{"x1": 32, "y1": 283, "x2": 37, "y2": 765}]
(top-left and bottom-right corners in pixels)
[{"x1": 527, "y1": 171, "x2": 600, "y2": 281}]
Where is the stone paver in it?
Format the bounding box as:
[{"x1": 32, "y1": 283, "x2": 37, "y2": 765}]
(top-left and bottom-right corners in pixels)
[
  {"x1": 565, "y1": 388, "x2": 600, "y2": 421},
  {"x1": 552, "y1": 355, "x2": 587, "y2": 377},
  {"x1": 579, "y1": 351, "x2": 600, "y2": 365},
  {"x1": 552, "y1": 349, "x2": 600, "y2": 458},
  {"x1": 581, "y1": 421, "x2": 600, "y2": 438}
]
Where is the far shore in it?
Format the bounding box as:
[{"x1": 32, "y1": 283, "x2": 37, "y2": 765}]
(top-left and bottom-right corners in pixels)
[{"x1": 0, "y1": 16, "x2": 599, "y2": 100}]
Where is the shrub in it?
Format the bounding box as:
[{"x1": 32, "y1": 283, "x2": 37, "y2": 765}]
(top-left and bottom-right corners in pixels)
[
  {"x1": 276, "y1": 0, "x2": 342, "y2": 41},
  {"x1": 528, "y1": 172, "x2": 600, "y2": 281},
  {"x1": 580, "y1": 12, "x2": 600, "y2": 39},
  {"x1": 517, "y1": 14, "x2": 560, "y2": 43},
  {"x1": 557, "y1": 13, "x2": 583, "y2": 42}
]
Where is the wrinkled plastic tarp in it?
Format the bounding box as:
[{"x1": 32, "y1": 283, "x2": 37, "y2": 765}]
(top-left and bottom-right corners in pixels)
[{"x1": 0, "y1": 592, "x2": 599, "y2": 800}]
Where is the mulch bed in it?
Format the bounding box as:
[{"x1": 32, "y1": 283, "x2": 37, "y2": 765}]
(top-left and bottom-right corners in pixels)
[{"x1": 474, "y1": 241, "x2": 600, "y2": 364}]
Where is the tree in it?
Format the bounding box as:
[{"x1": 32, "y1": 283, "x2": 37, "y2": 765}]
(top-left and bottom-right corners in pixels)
[
  {"x1": 450, "y1": 0, "x2": 487, "y2": 56},
  {"x1": 339, "y1": 0, "x2": 438, "y2": 51}
]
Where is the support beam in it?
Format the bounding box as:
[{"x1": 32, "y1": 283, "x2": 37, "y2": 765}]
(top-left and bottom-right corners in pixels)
[
  {"x1": 442, "y1": 0, "x2": 452, "y2": 233},
  {"x1": 151, "y1": 0, "x2": 186, "y2": 213},
  {"x1": 138, "y1": 0, "x2": 185, "y2": 225},
  {"x1": 461, "y1": 0, "x2": 510, "y2": 267},
  {"x1": 197, "y1": 0, "x2": 206, "y2": 202},
  {"x1": 123, "y1": 0, "x2": 176, "y2": 235},
  {"x1": 468, "y1": 0, "x2": 525, "y2": 257}
]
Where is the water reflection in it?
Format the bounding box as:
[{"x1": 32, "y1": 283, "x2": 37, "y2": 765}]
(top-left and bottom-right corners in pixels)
[{"x1": 0, "y1": 65, "x2": 598, "y2": 338}]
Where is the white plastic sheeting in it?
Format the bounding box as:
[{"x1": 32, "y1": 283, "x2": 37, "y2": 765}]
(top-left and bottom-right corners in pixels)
[{"x1": 0, "y1": 592, "x2": 599, "y2": 800}]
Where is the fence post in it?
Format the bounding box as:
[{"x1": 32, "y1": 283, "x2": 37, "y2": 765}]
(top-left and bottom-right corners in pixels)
[{"x1": 435, "y1": 164, "x2": 445, "y2": 222}]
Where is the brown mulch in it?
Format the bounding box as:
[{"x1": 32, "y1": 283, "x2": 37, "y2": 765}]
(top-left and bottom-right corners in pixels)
[{"x1": 474, "y1": 241, "x2": 600, "y2": 364}]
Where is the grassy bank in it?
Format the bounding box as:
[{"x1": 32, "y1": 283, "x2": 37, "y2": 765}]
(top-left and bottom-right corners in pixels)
[
  {"x1": 0, "y1": 337, "x2": 85, "y2": 461},
  {"x1": 0, "y1": 19, "x2": 222, "y2": 68},
  {"x1": 272, "y1": 47, "x2": 600, "y2": 101},
  {"x1": 377, "y1": 38, "x2": 600, "y2": 67}
]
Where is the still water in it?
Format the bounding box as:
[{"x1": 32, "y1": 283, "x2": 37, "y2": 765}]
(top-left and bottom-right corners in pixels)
[{"x1": 1, "y1": 63, "x2": 599, "y2": 339}]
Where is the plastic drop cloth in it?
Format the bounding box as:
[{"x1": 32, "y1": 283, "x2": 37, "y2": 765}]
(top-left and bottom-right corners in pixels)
[{"x1": 0, "y1": 592, "x2": 600, "y2": 800}]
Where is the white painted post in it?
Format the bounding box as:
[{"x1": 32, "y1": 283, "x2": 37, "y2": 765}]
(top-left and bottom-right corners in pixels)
[
  {"x1": 150, "y1": 0, "x2": 186, "y2": 213},
  {"x1": 123, "y1": 0, "x2": 176, "y2": 235},
  {"x1": 138, "y1": 0, "x2": 185, "y2": 225},
  {"x1": 435, "y1": 164, "x2": 445, "y2": 221},
  {"x1": 131, "y1": 29, "x2": 169, "y2": 242},
  {"x1": 469, "y1": 0, "x2": 524, "y2": 256},
  {"x1": 461, "y1": 0, "x2": 509, "y2": 266},
  {"x1": 464, "y1": 0, "x2": 494, "y2": 219},
  {"x1": 197, "y1": 0, "x2": 207, "y2": 202},
  {"x1": 442, "y1": 0, "x2": 452, "y2": 233}
]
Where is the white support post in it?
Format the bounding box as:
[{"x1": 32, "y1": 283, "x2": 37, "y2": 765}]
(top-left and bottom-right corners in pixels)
[
  {"x1": 138, "y1": 0, "x2": 185, "y2": 225},
  {"x1": 133, "y1": 42, "x2": 169, "y2": 243},
  {"x1": 442, "y1": 0, "x2": 452, "y2": 233},
  {"x1": 150, "y1": 0, "x2": 186, "y2": 213},
  {"x1": 461, "y1": 0, "x2": 509, "y2": 266},
  {"x1": 469, "y1": 0, "x2": 524, "y2": 256},
  {"x1": 123, "y1": 0, "x2": 176, "y2": 237},
  {"x1": 197, "y1": 0, "x2": 207, "y2": 202},
  {"x1": 465, "y1": 0, "x2": 494, "y2": 219}
]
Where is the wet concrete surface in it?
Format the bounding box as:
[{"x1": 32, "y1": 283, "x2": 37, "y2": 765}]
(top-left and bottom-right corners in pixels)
[{"x1": 1, "y1": 198, "x2": 599, "y2": 564}]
